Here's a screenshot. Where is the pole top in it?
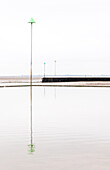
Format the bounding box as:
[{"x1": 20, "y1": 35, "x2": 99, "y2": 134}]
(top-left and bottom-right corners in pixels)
[
  {"x1": 44, "y1": 62, "x2": 46, "y2": 65},
  {"x1": 54, "y1": 60, "x2": 56, "y2": 63},
  {"x1": 28, "y1": 18, "x2": 36, "y2": 24}
]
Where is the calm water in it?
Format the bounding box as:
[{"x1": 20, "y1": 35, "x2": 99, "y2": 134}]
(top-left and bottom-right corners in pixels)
[{"x1": 0, "y1": 86, "x2": 110, "y2": 170}]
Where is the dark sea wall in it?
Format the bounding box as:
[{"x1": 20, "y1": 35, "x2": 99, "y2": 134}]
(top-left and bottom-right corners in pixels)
[{"x1": 42, "y1": 77, "x2": 110, "y2": 82}]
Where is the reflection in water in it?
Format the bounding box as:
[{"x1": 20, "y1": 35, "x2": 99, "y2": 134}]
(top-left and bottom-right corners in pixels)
[
  {"x1": 54, "y1": 88, "x2": 56, "y2": 99},
  {"x1": 1, "y1": 87, "x2": 110, "y2": 169},
  {"x1": 43, "y1": 87, "x2": 56, "y2": 98},
  {"x1": 28, "y1": 143, "x2": 35, "y2": 153},
  {"x1": 44, "y1": 87, "x2": 45, "y2": 96},
  {"x1": 28, "y1": 84, "x2": 35, "y2": 153}
]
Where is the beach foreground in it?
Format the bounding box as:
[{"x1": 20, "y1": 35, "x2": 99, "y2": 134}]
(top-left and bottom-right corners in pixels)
[{"x1": 0, "y1": 79, "x2": 110, "y2": 88}]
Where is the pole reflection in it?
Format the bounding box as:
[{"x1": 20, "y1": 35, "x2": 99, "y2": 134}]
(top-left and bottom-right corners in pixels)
[
  {"x1": 28, "y1": 85, "x2": 35, "y2": 153},
  {"x1": 54, "y1": 88, "x2": 56, "y2": 99},
  {"x1": 44, "y1": 87, "x2": 46, "y2": 96}
]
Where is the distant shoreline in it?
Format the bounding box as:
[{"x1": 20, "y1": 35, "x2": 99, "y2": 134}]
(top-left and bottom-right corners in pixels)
[{"x1": 0, "y1": 76, "x2": 110, "y2": 87}]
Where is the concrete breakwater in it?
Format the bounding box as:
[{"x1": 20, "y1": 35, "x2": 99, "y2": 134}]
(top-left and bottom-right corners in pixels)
[{"x1": 42, "y1": 77, "x2": 110, "y2": 82}]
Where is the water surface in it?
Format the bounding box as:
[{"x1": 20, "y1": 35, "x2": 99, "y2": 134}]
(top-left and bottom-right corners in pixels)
[{"x1": 0, "y1": 87, "x2": 110, "y2": 170}]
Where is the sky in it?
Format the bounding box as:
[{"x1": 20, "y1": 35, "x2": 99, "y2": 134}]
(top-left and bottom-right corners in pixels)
[{"x1": 0, "y1": 0, "x2": 110, "y2": 76}]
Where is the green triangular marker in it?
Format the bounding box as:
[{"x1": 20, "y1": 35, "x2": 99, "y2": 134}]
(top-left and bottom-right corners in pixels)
[{"x1": 28, "y1": 18, "x2": 36, "y2": 24}]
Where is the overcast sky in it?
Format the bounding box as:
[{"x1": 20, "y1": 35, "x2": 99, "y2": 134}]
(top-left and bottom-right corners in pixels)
[{"x1": 0, "y1": 0, "x2": 110, "y2": 76}]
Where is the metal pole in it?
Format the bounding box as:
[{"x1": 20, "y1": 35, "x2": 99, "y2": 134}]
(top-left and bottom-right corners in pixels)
[
  {"x1": 54, "y1": 60, "x2": 56, "y2": 76},
  {"x1": 28, "y1": 18, "x2": 35, "y2": 153},
  {"x1": 44, "y1": 62, "x2": 46, "y2": 77},
  {"x1": 44, "y1": 63, "x2": 45, "y2": 77},
  {"x1": 30, "y1": 23, "x2": 32, "y2": 146},
  {"x1": 55, "y1": 62, "x2": 56, "y2": 76}
]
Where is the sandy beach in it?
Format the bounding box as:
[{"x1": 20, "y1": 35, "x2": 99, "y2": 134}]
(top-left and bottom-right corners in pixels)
[{"x1": 0, "y1": 80, "x2": 110, "y2": 87}]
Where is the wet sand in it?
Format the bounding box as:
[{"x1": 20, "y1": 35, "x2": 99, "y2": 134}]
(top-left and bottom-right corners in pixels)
[
  {"x1": 41, "y1": 81, "x2": 110, "y2": 87},
  {"x1": 0, "y1": 81, "x2": 110, "y2": 88}
]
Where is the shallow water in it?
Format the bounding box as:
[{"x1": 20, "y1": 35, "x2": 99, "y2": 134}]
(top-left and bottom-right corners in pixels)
[{"x1": 0, "y1": 86, "x2": 110, "y2": 170}]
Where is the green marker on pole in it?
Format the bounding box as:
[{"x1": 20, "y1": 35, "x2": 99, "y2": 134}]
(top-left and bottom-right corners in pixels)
[
  {"x1": 28, "y1": 18, "x2": 35, "y2": 151},
  {"x1": 28, "y1": 18, "x2": 36, "y2": 24}
]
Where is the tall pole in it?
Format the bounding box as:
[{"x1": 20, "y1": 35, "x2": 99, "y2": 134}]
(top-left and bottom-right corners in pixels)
[
  {"x1": 44, "y1": 62, "x2": 46, "y2": 77},
  {"x1": 28, "y1": 18, "x2": 35, "y2": 151},
  {"x1": 54, "y1": 60, "x2": 56, "y2": 76},
  {"x1": 30, "y1": 22, "x2": 32, "y2": 146}
]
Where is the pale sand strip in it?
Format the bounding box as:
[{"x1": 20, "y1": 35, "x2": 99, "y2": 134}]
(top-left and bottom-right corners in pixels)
[
  {"x1": 1, "y1": 81, "x2": 110, "y2": 88},
  {"x1": 0, "y1": 77, "x2": 42, "y2": 83}
]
